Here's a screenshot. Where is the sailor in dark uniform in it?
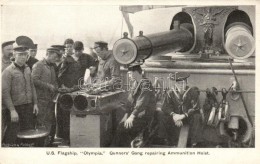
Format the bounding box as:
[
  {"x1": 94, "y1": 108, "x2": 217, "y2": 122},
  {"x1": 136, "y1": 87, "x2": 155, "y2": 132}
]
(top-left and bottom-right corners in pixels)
[
  {"x1": 159, "y1": 72, "x2": 201, "y2": 146},
  {"x1": 58, "y1": 41, "x2": 96, "y2": 88},
  {"x1": 29, "y1": 44, "x2": 38, "y2": 58},
  {"x1": 49, "y1": 45, "x2": 66, "y2": 140},
  {"x1": 26, "y1": 44, "x2": 39, "y2": 70},
  {"x1": 111, "y1": 64, "x2": 156, "y2": 147},
  {"x1": 51, "y1": 45, "x2": 65, "y2": 80},
  {"x1": 63, "y1": 38, "x2": 74, "y2": 57}
]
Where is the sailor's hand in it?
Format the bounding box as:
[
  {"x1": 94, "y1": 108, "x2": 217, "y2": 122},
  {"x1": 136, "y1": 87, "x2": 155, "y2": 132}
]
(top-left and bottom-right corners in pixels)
[
  {"x1": 124, "y1": 114, "x2": 135, "y2": 129},
  {"x1": 10, "y1": 110, "x2": 19, "y2": 122},
  {"x1": 120, "y1": 113, "x2": 128, "y2": 124},
  {"x1": 172, "y1": 114, "x2": 185, "y2": 122},
  {"x1": 33, "y1": 104, "x2": 39, "y2": 116},
  {"x1": 175, "y1": 120, "x2": 183, "y2": 127}
]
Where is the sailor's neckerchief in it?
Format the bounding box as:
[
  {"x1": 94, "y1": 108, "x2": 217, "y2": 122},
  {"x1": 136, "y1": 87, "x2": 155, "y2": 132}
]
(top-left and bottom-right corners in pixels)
[
  {"x1": 130, "y1": 79, "x2": 149, "y2": 96},
  {"x1": 128, "y1": 78, "x2": 150, "y2": 109},
  {"x1": 169, "y1": 85, "x2": 192, "y2": 117}
]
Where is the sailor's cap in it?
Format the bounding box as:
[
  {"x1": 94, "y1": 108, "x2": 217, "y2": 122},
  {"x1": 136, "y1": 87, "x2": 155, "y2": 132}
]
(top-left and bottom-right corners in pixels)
[
  {"x1": 47, "y1": 47, "x2": 62, "y2": 57},
  {"x1": 16, "y1": 36, "x2": 35, "y2": 49},
  {"x1": 94, "y1": 41, "x2": 108, "y2": 49},
  {"x1": 30, "y1": 44, "x2": 38, "y2": 50},
  {"x1": 51, "y1": 45, "x2": 66, "y2": 51},
  {"x1": 47, "y1": 47, "x2": 60, "y2": 54},
  {"x1": 2, "y1": 40, "x2": 15, "y2": 49},
  {"x1": 170, "y1": 72, "x2": 190, "y2": 81},
  {"x1": 13, "y1": 45, "x2": 29, "y2": 54}
]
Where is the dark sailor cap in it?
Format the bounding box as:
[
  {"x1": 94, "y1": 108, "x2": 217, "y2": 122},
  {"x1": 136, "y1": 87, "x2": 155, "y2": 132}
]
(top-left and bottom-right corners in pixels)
[
  {"x1": 30, "y1": 44, "x2": 38, "y2": 50},
  {"x1": 13, "y1": 45, "x2": 29, "y2": 53},
  {"x1": 128, "y1": 62, "x2": 142, "y2": 73},
  {"x1": 94, "y1": 41, "x2": 108, "y2": 49},
  {"x1": 2, "y1": 40, "x2": 15, "y2": 49},
  {"x1": 47, "y1": 47, "x2": 62, "y2": 58},
  {"x1": 170, "y1": 72, "x2": 190, "y2": 81},
  {"x1": 16, "y1": 36, "x2": 34, "y2": 49},
  {"x1": 128, "y1": 62, "x2": 142, "y2": 68},
  {"x1": 47, "y1": 47, "x2": 61, "y2": 54},
  {"x1": 51, "y1": 45, "x2": 66, "y2": 51}
]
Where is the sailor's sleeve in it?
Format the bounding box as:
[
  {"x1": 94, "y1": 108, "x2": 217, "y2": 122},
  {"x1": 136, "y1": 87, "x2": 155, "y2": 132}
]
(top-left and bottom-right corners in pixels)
[
  {"x1": 32, "y1": 63, "x2": 55, "y2": 92},
  {"x1": 31, "y1": 73, "x2": 38, "y2": 105},
  {"x1": 183, "y1": 87, "x2": 200, "y2": 118},
  {"x1": 102, "y1": 59, "x2": 121, "y2": 87},
  {"x1": 161, "y1": 91, "x2": 175, "y2": 116},
  {"x1": 131, "y1": 85, "x2": 152, "y2": 117},
  {"x1": 2, "y1": 69, "x2": 16, "y2": 111}
]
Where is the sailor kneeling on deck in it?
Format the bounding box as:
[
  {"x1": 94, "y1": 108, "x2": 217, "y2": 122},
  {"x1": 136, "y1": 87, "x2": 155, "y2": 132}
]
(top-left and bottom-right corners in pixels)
[
  {"x1": 158, "y1": 72, "x2": 202, "y2": 147},
  {"x1": 111, "y1": 64, "x2": 156, "y2": 147}
]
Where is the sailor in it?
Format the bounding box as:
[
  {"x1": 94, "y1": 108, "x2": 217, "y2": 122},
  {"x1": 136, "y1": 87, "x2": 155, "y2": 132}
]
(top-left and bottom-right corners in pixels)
[
  {"x1": 58, "y1": 41, "x2": 96, "y2": 144},
  {"x1": 158, "y1": 72, "x2": 201, "y2": 146},
  {"x1": 2, "y1": 40, "x2": 15, "y2": 72},
  {"x1": 51, "y1": 45, "x2": 65, "y2": 80},
  {"x1": 31, "y1": 47, "x2": 61, "y2": 146},
  {"x1": 2, "y1": 45, "x2": 39, "y2": 146},
  {"x1": 63, "y1": 38, "x2": 74, "y2": 57},
  {"x1": 1, "y1": 40, "x2": 15, "y2": 142},
  {"x1": 15, "y1": 36, "x2": 38, "y2": 70},
  {"x1": 92, "y1": 41, "x2": 121, "y2": 88},
  {"x1": 29, "y1": 44, "x2": 38, "y2": 58},
  {"x1": 50, "y1": 45, "x2": 65, "y2": 140},
  {"x1": 111, "y1": 64, "x2": 156, "y2": 147},
  {"x1": 51, "y1": 45, "x2": 65, "y2": 56},
  {"x1": 26, "y1": 44, "x2": 39, "y2": 70},
  {"x1": 58, "y1": 41, "x2": 96, "y2": 88}
]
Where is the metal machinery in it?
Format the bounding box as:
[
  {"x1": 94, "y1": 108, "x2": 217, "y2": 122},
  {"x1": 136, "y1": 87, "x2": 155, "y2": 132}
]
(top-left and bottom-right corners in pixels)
[
  {"x1": 58, "y1": 90, "x2": 125, "y2": 147},
  {"x1": 113, "y1": 6, "x2": 255, "y2": 147}
]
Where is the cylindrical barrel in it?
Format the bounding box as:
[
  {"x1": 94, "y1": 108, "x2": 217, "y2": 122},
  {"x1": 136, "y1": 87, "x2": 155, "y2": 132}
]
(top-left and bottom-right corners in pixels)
[
  {"x1": 225, "y1": 22, "x2": 255, "y2": 59},
  {"x1": 113, "y1": 23, "x2": 194, "y2": 65},
  {"x1": 74, "y1": 95, "x2": 88, "y2": 111},
  {"x1": 58, "y1": 94, "x2": 74, "y2": 111}
]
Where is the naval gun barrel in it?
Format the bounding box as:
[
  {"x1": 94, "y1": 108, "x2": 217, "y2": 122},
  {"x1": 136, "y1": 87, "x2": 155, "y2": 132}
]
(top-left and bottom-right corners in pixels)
[{"x1": 113, "y1": 21, "x2": 194, "y2": 65}]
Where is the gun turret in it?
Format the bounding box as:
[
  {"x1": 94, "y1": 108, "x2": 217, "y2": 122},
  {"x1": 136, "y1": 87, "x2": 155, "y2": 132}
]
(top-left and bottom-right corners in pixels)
[{"x1": 113, "y1": 6, "x2": 255, "y2": 64}]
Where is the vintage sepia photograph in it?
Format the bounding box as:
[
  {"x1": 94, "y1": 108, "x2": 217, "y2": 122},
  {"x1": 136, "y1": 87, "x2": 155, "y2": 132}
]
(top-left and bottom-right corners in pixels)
[
  {"x1": 0, "y1": 2, "x2": 258, "y2": 163},
  {"x1": 1, "y1": 3, "x2": 256, "y2": 149}
]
